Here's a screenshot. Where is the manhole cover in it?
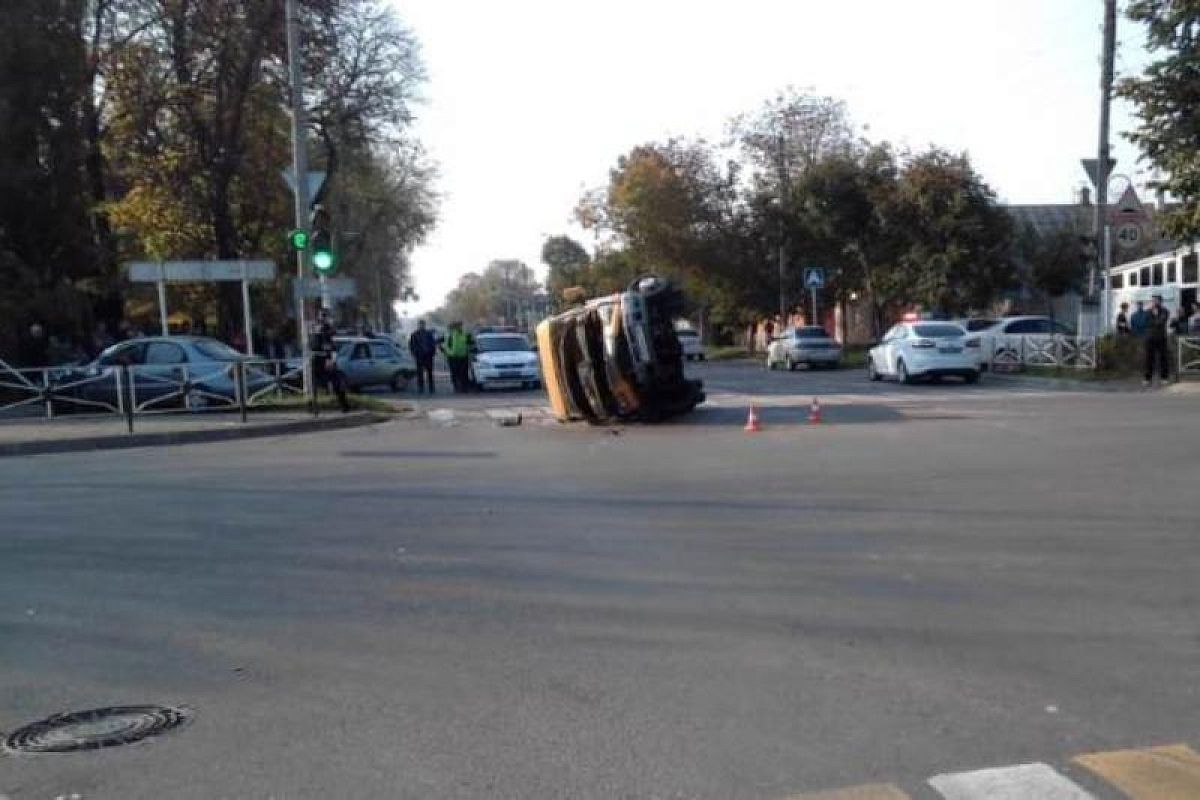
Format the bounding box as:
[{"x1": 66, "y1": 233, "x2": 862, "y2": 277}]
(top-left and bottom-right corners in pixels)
[{"x1": 2, "y1": 705, "x2": 192, "y2": 754}]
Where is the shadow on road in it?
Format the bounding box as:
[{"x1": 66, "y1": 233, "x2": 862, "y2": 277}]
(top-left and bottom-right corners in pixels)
[{"x1": 339, "y1": 450, "x2": 499, "y2": 459}]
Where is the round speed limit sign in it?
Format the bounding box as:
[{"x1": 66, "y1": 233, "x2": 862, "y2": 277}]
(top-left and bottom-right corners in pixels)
[{"x1": 1115, "y1": 222, "x2": 1143, "y2": 250}]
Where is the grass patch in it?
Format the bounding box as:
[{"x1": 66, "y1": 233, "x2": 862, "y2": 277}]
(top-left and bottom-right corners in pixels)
[
  {"x1": 705, "y1": 346, "x2": 755, "y2": 361},
  {"x1": 838, "y1": 347, "x2": 869, "y2": 369}
]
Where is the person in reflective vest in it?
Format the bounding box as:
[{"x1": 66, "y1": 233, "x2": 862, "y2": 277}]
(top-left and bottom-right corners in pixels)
[{"x1": 441, "y1": 322, "x2": 471, "y2": 393}]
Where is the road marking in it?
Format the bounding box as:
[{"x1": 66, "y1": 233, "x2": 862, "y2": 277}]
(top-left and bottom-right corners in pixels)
[
  {"x1": 928, "y1": 762, "x2": 1094, "y2": 799},
  {"x1": 1075, "y1": 744, "x2": 1200, "y2": 799},
  {"x1": 784, "y1": 783, "x2": 911, "y2": 799}
]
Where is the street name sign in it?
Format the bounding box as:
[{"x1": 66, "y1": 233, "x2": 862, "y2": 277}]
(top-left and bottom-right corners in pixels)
[{"x1": 128, "y1": 260, "x2": 277, "y2": 283}]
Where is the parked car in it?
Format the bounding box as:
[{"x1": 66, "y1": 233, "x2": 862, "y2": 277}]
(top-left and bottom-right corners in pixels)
[
  {"x1": 868, "y1": 322, "x2": 982, "y2": 384},
  {"x1": 71, "y1": 336, "x2": 272, "y2": 408},
  {"x1": 536, "y1": 275, "x2": 705, "y2": 423},
  {"x1": 471, "y1": 332, "x2": 541, "y2": 390},
  {"x1": 766, "y1": 326, "x2": 842, "y2": 370},
  {"x1": 676, "y1": 329, "x2": 706, "y2": 361},
  {"x1": 334, "y1": 337, "x2": 415, "y2": 392},
  {"x1": 972, "y1": 316, "x2": 1076, "y2": 370},
  {"x1": 951, "y1": 317, "x2": 1001, "y2": 333}
]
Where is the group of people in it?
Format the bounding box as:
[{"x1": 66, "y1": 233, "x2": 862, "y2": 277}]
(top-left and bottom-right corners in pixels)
[
  {"x1": 1114, "y1": 295, "x2": 1198, "y2": 386},
  {"x1": 405, "y1": 320, "x2": 473, "y2": 394}
]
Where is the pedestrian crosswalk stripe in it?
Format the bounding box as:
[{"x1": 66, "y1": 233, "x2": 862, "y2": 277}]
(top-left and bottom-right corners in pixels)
[
  {"x1": 928, "y1": 762, "x2": 1095, "y2": 799},
  {"x1": 784, "y1": 783, "x2": 910, "y2": 799},
  {"x1": 1075, "y1": 744, "x2": 1200, "y2": 799}
]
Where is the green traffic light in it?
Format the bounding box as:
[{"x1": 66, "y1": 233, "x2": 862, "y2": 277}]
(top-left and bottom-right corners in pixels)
[
  {"x1": 313, "y1": 249, "x2": 335, "y2": 274},
  {"x1": 288, "y1": 228, "x2": 309, "y2": 250}
]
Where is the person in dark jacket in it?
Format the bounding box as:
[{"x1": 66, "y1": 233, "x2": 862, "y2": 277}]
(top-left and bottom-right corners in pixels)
[
  {"x1": 408, "y1": 320, "x2": 437, "y2": 394},
  {"x1": 1115, "y1": 302, "x2": 1131, "y2": 336},
  {"x1": 1130, "y1": 301, "x2": 1149, "y2": 337},
  {"x1": 310, "y1": 309, "x2": 350, "y2": 412},
  {"x1": 1143, "y1": 294, "x2": 1172, "y2": 387}
]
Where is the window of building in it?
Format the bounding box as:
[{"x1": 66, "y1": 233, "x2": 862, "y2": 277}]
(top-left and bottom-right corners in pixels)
[
  {"x1": 1168, "y1": 261, "x2": 1177, "y2": 283},
  {"x1": 1152, "y1": 263, "x2": 1164, "y2": 285},
  {"x1": 1184, "y1": 253, "x2": 1199, "y2": 284},
  {"x1": 1141, "y1": 266, "x2": 1151, "y2": 286},
  {"x1": 1110, "y1": 273, "x2": 1124, "y2": 290}
]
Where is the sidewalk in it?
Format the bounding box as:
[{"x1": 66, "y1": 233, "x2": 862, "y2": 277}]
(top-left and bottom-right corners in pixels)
[{"x1": 0, "y1": 410, "x2": 387, "y2": 457}]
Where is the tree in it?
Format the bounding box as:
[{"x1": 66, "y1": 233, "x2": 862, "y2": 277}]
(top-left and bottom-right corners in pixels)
[
  {"x1": 0, "y1": 0, "x2": 97, "y2": 356},
  {"x1": 890, "y1": 148, "x2": 1015, "y2": 315},
  {"x1": 1119, "y1": 1, "x2": 1200, "y2": 240},
  {"x1": 305, "y1": 0, "x2": 426, "y2": 190},
  {"x1": 541, "y1": 235, "x2": 592, "y2": 306},
  {"x1": 437, "y1": 260, "x2": 542, "y2": 326},
  {"x1": 1018, "y1": 225, "x2": 1089, "y2": 312},
  {"x1": 329, "y1": 142, "x2": 437, "y2": 330},
  {"x1": 730, "y1": 88, "x2": 860, "y2": 191},
  {"x1": 791, "y1": 144, "x2": 904, "y2": 335}
]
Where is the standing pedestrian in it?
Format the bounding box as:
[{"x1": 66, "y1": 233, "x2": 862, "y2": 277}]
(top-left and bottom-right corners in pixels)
[
  {"x1": 1143, "y1": 294, "x2": 1171, "y2": 388},
  {"x1": 310, "y1": 309, "x2": 350, "y2": 412},
  {"x1": 1115, "y1": 302, "x2": 1131, "y2": 336},
  {"x1": 408, "y1": 319, "x2": 437, "y2": 394},
  {"x1": 441, "y1": 321, "x2": 471, "y2": 393},
  {"x1": 1171, "y1": 305, "x2": 1190, "y2": 336},
  {"x1": 1130, "y1": 301, "x2": 1149, "y2": 337}
]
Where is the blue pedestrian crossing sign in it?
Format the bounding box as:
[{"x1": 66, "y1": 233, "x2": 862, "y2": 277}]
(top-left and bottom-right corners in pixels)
[{"x1": 804, "y1": 267, "x2": 825, "y2": 289}]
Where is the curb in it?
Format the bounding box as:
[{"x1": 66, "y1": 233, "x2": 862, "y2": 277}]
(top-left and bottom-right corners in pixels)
[{"x1": 0, "y1": 411, "x2": 389, "y2": 458}]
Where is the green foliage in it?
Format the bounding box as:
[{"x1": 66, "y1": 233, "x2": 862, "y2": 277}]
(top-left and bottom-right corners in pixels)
[
  {"x1": 1119, "y1": 1, "x2": 1200, "y2": 240},
  {"x1": 541, "y1": 235, "x2": 592, "y2": 306},
  {"x1": 438, "y1": 260, "x2": 542, "y2": 326},
  {"x1": 0, "y1": 0, "x2": 437, "y2": 356},
  {"x1": 0, "y1": 0, "x2": 97, "y2": 354},
  {"x1": 1018, "y1": 224, "x2": 1088, "y2": 302},
  {"x1": 890, "y1": 148, "x2": 1016, "y2": 314}
]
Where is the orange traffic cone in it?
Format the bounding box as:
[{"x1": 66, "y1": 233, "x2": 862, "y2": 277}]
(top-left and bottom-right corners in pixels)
[
  {"x1": 808, "y1": 397, "x2": 822, "y2": 424},
  {"x1": 744, "y1": 402, "x2": 762, "y2": 433}
]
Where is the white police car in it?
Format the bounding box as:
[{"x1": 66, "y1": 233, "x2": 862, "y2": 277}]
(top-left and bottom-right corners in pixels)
[{"x1": 471, "y1": 332, "x2": 541, "y2": 390}]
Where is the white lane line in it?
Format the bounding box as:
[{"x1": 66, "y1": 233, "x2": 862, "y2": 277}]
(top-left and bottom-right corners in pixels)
[{"x1": 929, "y1": 762, "x2": 1095, "y2": 799}]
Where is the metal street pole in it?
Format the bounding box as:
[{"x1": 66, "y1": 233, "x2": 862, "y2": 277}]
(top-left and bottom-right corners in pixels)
[
  {"x1": 777, "y1": 133, "x2": 788, "y2": 327},
  {"x1": 284, "y1": 0, "x2": 312, "y2": 389},
  {"x1": 1091, "y1": 0, "x2": 1117, "y2": 305}
]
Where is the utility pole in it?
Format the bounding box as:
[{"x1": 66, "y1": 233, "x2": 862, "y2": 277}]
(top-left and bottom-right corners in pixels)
[
  {"x1": 777, "y1": 133, "x2": 788, "y2": 327},
  {"x1": 285, "y1": 0, "x2": 312, "y2": 388},
  {"x1": 1092, "y1": 0, "x2": 1118, "y2": 307}
]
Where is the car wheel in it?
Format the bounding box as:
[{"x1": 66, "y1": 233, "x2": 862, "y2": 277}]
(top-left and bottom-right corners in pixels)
[
  {"x1": 868, "y1": 358, "x2": 882, "y2": 382},
  {"x1": 390, "y1": 372, "x2": 408, "y2": 392},
  {"x1": 964, "y1": 370, "x2": 980, "y2": 385},
  {"x1": 698, "y1": 354, "x2": 706, "y2": 361},
  {"x1": 897, "y1": 359, "x2": 912, "y2": 385}
]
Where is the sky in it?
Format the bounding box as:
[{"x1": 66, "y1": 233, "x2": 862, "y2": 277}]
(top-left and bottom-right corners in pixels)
[{"x1": 391, "y1": 0, "x2": 1151, "y2": 315}]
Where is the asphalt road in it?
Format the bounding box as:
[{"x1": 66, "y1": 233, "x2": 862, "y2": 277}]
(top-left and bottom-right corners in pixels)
[{"x1": 2, "y1": 362, "x2": 1197, "y2": 799}]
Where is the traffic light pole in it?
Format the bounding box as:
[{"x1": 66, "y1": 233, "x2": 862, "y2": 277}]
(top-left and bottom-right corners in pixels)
[{"x1": 285, "y1": 0, "x2": 313, "y2": 392}]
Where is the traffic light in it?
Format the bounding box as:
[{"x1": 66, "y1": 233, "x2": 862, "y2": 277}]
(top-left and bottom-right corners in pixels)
[
  {"x1": 309, "y1": 205, "x2": 336, "y2": 276},
  {"x1": 287, "y1": 228, "x2": 309, "y2": 251}
]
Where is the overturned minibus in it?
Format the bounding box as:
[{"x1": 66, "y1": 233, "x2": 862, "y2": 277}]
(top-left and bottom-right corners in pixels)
[{"x1": 536, "y1": 276, "x2": 705, "y2": 423}]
